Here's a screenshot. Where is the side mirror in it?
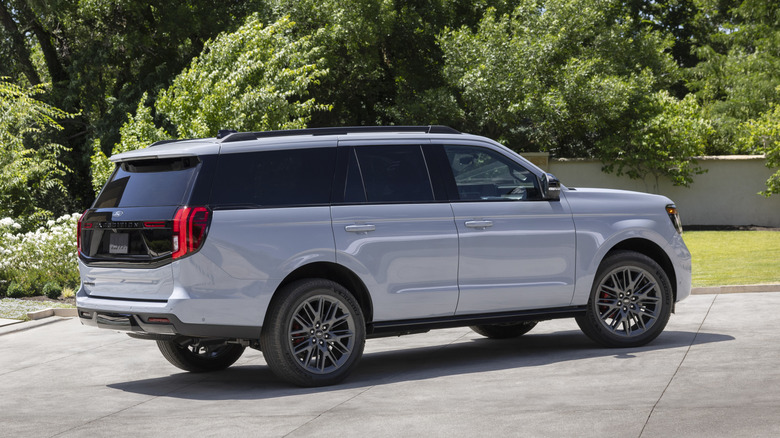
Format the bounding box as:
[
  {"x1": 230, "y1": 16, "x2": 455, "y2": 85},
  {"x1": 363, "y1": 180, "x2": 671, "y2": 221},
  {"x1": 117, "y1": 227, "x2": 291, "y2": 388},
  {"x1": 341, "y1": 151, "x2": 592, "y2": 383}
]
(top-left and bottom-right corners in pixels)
[{"x1": 541, "y1": 173, "x2": 560, "y2": 201}]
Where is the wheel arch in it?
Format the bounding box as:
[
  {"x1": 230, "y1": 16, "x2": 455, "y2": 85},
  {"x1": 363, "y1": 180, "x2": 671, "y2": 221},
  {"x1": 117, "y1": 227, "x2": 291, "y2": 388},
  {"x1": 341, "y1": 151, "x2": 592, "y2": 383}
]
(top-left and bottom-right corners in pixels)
[
  {"x1": 272, "y1": 262, "x2": 374, "y2": 324},
  {"x1": 605, "y1": 238, "x2": 677, "y2": 302}
]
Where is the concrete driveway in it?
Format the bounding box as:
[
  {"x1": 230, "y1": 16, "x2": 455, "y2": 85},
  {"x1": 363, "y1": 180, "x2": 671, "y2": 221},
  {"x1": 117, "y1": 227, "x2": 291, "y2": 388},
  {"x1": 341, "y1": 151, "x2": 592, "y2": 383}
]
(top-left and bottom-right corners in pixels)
[{"x1": 1, "y1": 292, "x2": 779, "y2": 437}]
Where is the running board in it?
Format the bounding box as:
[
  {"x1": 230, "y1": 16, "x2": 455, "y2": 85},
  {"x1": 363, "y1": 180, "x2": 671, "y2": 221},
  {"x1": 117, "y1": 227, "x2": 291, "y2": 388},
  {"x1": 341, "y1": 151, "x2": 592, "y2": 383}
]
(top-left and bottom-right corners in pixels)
[{"x1": 367, "y1": 306, "x2": 586, "y2": 338}]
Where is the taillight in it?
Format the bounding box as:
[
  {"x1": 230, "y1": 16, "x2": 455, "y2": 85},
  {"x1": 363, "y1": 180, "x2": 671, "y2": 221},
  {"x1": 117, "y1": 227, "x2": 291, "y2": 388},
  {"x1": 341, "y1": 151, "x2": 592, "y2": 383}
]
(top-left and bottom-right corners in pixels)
[
  {"x1": 172, "y1": 206, "x2": 210, "y2": 259},
  {"x1": 77, "y1": 210, "x2": 92, "y2": 256}
]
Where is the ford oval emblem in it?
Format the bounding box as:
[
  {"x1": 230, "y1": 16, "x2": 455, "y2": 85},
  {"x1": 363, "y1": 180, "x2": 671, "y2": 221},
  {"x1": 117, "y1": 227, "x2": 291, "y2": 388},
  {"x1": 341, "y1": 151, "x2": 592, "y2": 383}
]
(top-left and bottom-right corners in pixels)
[{"x1": 113, "y1": 210, "x2": 124, "y2": 218}]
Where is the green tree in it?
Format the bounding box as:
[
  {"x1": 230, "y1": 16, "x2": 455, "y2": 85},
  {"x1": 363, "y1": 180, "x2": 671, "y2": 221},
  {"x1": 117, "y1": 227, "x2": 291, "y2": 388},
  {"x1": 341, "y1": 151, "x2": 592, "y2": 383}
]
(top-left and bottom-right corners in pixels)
[
  {"x1": 156, "y1": 15, "x2": 328, "y2": 138},
  {"x1": 0, "y1": 79, "x2": 75, "y2": 229},
  {"x1": 628, "y1": 0, "x2": 738, "y2": 69},
  {"x1": 437, "y1": 0, "x2": 714, "y2": 186},
  {"x1": 91, "y1": 15, "x2": 329, "y2": 191},
  {"x1": 268, "y1": 0, "x2": 504, "y2": 127},
  {"x1": 740, "y1": 101, "x2": 780, "y2": 196},
  {"x1": 688, "y1": 0, "x2": 780, "y2": 154},
  {"x1": 598, "y1": 91, "x2": 712, "y2": 188},
  {"x1": 0, "y1": 0, "x2": 265, "y2": 211},
  {"x1": 90, "y1": 93, "x2": 170, "y2": 193}
]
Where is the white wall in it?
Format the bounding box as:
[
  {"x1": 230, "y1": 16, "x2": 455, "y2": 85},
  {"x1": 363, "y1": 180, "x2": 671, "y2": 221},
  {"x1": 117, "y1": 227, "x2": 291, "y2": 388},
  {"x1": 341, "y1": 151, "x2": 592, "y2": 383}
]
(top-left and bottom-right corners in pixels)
[{"x1": 540, "y1": 156, "x2": 780, "y2": 228}]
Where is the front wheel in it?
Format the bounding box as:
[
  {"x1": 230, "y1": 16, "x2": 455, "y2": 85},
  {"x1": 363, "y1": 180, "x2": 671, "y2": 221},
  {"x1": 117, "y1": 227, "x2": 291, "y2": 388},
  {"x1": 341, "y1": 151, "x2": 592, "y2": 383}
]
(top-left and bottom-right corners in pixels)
[
  {"x1": 576, "y1": 251, "x2": 673, "y2": 348},
  {"x1": 260, "y1": 279, "x2": 366, "y2": 387},
  {"x1": 156, "y1": 338, "x2": 245, "y2": 372}
]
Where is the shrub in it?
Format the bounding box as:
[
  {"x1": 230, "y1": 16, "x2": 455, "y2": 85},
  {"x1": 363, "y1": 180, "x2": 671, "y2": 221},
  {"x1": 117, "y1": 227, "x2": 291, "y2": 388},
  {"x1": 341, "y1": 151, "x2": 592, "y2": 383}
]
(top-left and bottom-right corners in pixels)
[
  {"x1": 43, "y1": 282, "x2": 62, "y2": 300},
  {"x1": 0, "y1": 213, "x2": 80, "y2": 294},
  {"x1": 6, "y1": 282, "x2": 25, "y2": 298}
]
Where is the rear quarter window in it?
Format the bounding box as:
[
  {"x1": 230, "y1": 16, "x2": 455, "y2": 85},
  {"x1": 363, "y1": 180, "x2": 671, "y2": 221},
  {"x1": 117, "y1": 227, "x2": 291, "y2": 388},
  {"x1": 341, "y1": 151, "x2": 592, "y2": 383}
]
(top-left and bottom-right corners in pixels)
[
  {"x1": 210, "y1": 147, "x2": 337, "y2": 208},
  {"x1": 94, "y1": 157, "x2": 199, "y2": 208}
]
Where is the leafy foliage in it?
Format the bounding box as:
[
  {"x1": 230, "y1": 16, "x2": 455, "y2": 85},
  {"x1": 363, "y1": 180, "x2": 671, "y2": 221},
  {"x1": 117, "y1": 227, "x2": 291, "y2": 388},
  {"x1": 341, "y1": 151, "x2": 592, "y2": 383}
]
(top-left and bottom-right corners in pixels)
[
  {"x1": 156, "y1": 15, "x2": 329, "y2": 138},
  {"x1": 688, "y1": 0, "x2": 780, "y2": 154},
  {"x1": 1, "y1": 0, "x2": 265, "y2": 212},
  {"x1": 598, "y1": 92, "x2": 712, "y2": 188},
  {"x1": 0, "y1": 79, "x2": 76, "y2": 228},
  {"x1": 268, "y1": 0, "x2": 492, "y2": 127},
  {"x1": 2, "y1": 0, "x2": 780, "y2": 205},
  {"x1": 440, "y1": 1, "x2": 678, "y2": 151},
  {"x1": 90, "y1": 93, "x2": 169, "y2": 192},
  {"x1": 740, "y1": 101, "x2": 780, "y2": 196},
  {"x1": 437, "y1": 0, "x2": 711, "y2": 185},
  {"x1": 0, "y1": 214, "x2": 80, "y2": 296},
  {"x1": 90, "y1": 15, "x2": 330, "y2": 191},
  {"x1": 42, "y1": 282, "x2": 62, "y2": 299}
]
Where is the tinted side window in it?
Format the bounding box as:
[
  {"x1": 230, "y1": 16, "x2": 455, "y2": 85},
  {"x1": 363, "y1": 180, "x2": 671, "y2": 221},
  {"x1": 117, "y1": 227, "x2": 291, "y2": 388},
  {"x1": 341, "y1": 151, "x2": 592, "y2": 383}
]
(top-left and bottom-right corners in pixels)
[
  {"x1": 94, "y1": 157, "x2": 199, "y2": 208},
  {"x1": 349, "y1": 145, "x2": 434, "y2": 203},
  {"x1": 444, "y1": 145, "x2": 541, "y2": 201},
  {"x1": 211, "y1": 148, "x2": 336, "y2": 207},
  {"x1": 343, "y1": 149, "x2": 367, "y2": 203}
]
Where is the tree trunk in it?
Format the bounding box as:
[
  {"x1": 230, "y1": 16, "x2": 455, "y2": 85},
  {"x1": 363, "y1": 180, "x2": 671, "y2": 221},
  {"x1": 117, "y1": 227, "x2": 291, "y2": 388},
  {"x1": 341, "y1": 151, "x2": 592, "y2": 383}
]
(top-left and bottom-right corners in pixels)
[
  {"x1": 0, "y1": 1, "x2": 42, "y2": 85},
  {"x1": 16, "y1": 1, "x2": 68, "y2": 84}
]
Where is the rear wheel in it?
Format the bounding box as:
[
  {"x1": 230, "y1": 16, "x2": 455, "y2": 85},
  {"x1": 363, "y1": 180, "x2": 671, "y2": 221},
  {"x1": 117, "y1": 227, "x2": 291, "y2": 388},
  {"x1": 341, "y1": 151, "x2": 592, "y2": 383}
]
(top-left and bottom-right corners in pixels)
[
  {"x1": 470, "y1": 321, "x2": 537, "y2": 339},
  {"x1": 260, "y1": 279, "x2": 366, "y2": 387},
  {"x1": 156, "y1": 338, "x2": 245, "y2": 372},
  {"x1": 576, "y1": 251, "x2": 672, "y2": 348}
]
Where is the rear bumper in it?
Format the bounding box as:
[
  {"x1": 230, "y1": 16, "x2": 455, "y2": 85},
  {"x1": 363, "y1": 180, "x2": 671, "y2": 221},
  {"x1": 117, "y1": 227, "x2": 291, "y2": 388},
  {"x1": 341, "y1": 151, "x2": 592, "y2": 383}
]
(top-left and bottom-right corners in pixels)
[
  {"x1": 77, "y1": 308, "x2": 176, "y2": 334},
  {"x1": 76, "y1": 306, "x2": 261, "y2": 339}
]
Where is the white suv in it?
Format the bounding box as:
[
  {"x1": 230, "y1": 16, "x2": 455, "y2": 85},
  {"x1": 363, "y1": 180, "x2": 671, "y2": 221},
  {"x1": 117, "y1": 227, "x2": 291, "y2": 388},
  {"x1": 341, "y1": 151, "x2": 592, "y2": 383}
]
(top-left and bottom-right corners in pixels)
[{"x1": 77, "y1": 126, "x2": 692, "y2": 386}]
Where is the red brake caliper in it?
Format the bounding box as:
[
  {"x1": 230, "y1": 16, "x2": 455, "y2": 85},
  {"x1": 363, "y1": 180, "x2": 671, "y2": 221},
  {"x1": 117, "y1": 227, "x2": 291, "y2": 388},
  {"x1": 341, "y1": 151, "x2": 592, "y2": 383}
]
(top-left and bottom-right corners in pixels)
[{"x1": 291, "y1": 322, "x2": 306, "y2": 346}]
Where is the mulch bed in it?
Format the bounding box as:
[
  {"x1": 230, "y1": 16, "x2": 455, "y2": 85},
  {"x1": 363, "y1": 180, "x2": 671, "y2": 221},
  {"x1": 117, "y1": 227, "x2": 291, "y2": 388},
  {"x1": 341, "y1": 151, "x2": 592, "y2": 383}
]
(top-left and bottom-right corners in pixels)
[{"x1": 19, "y1": 296, "x2": 76, "y2": 305}]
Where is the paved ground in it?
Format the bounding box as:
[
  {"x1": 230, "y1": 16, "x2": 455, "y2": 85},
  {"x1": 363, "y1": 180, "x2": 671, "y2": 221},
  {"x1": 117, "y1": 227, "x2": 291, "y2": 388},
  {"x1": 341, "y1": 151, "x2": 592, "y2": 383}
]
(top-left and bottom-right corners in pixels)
[
  {"x1": 1, "y1": 292, "x2": 779, "y2": 437},
  {"x1": 0, "y1": 317, "x2": 22, "y2": 327}
]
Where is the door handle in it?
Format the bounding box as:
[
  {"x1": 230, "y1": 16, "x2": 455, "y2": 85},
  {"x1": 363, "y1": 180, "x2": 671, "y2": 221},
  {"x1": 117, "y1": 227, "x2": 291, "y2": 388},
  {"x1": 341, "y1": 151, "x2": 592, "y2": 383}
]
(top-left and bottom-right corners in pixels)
[
  {"x1": 345, "y1": 224, "x2": 376, "y2": 233},
  {"x1": 465, "y1": 220, "x2": 493, "y2": 229}
]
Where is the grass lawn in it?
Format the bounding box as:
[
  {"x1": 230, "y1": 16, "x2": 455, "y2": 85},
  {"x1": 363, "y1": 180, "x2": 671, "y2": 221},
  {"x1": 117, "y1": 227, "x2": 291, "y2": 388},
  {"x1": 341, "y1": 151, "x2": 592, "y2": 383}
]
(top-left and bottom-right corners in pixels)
[{"x1": 684, "y1": 231, "x2": 780, "y2": 287}]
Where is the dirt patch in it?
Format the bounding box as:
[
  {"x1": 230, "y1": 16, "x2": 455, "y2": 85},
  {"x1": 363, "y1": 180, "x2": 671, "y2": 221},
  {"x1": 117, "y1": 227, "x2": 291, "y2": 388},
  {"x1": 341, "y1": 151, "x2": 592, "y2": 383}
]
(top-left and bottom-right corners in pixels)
[{"x1": 19, "y1": 296, "x2": 76, "y2": 305}]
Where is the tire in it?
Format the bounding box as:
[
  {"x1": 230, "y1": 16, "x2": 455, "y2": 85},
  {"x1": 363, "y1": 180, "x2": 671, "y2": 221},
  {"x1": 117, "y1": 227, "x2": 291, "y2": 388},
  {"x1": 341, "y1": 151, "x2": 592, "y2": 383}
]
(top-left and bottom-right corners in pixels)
[
  {"x1": 156, "y1": 338, "x2": 245, "y2": 372},
  {"x1": 260, "y1": 279, "x2": 366, "y2": 387},
  {"x1": 575, "y1": 251, "x2": 673, "y2": 348},
  {"x1": 470, "y1": 321, "x2": 537, "y2": 339}
]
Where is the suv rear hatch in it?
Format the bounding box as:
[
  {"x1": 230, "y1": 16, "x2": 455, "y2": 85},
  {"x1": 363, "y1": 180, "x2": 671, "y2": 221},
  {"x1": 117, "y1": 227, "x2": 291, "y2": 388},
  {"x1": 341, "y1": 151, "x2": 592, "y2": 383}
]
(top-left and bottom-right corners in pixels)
[{"x1": 79, "y1": 156, "x2": 210, "y2": 300}]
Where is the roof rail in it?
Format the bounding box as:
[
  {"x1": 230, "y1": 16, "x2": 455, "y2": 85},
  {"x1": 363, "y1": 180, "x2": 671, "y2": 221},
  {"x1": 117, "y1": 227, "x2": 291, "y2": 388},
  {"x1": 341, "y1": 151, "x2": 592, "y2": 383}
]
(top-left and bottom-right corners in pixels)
[
  {"x1": 217, "y1": 129, "x2": 237, "y2": 139},
  {"x1": 149, "y1": 139, "x2": 182, "y2": 147},
  {"x1": 219, "y1": 125, "x2": 460, "y2": 143}
]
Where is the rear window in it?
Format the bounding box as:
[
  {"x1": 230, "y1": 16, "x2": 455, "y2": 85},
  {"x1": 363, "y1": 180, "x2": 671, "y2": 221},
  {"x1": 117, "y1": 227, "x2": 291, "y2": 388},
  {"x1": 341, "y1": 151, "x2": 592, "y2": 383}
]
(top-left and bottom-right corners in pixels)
[
  {"x1": 210, "y1": 148, "x2": 336, "y2": 207},
  {"x1": 94, "y1": 157, "x2": 199, "y2": 208}
]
